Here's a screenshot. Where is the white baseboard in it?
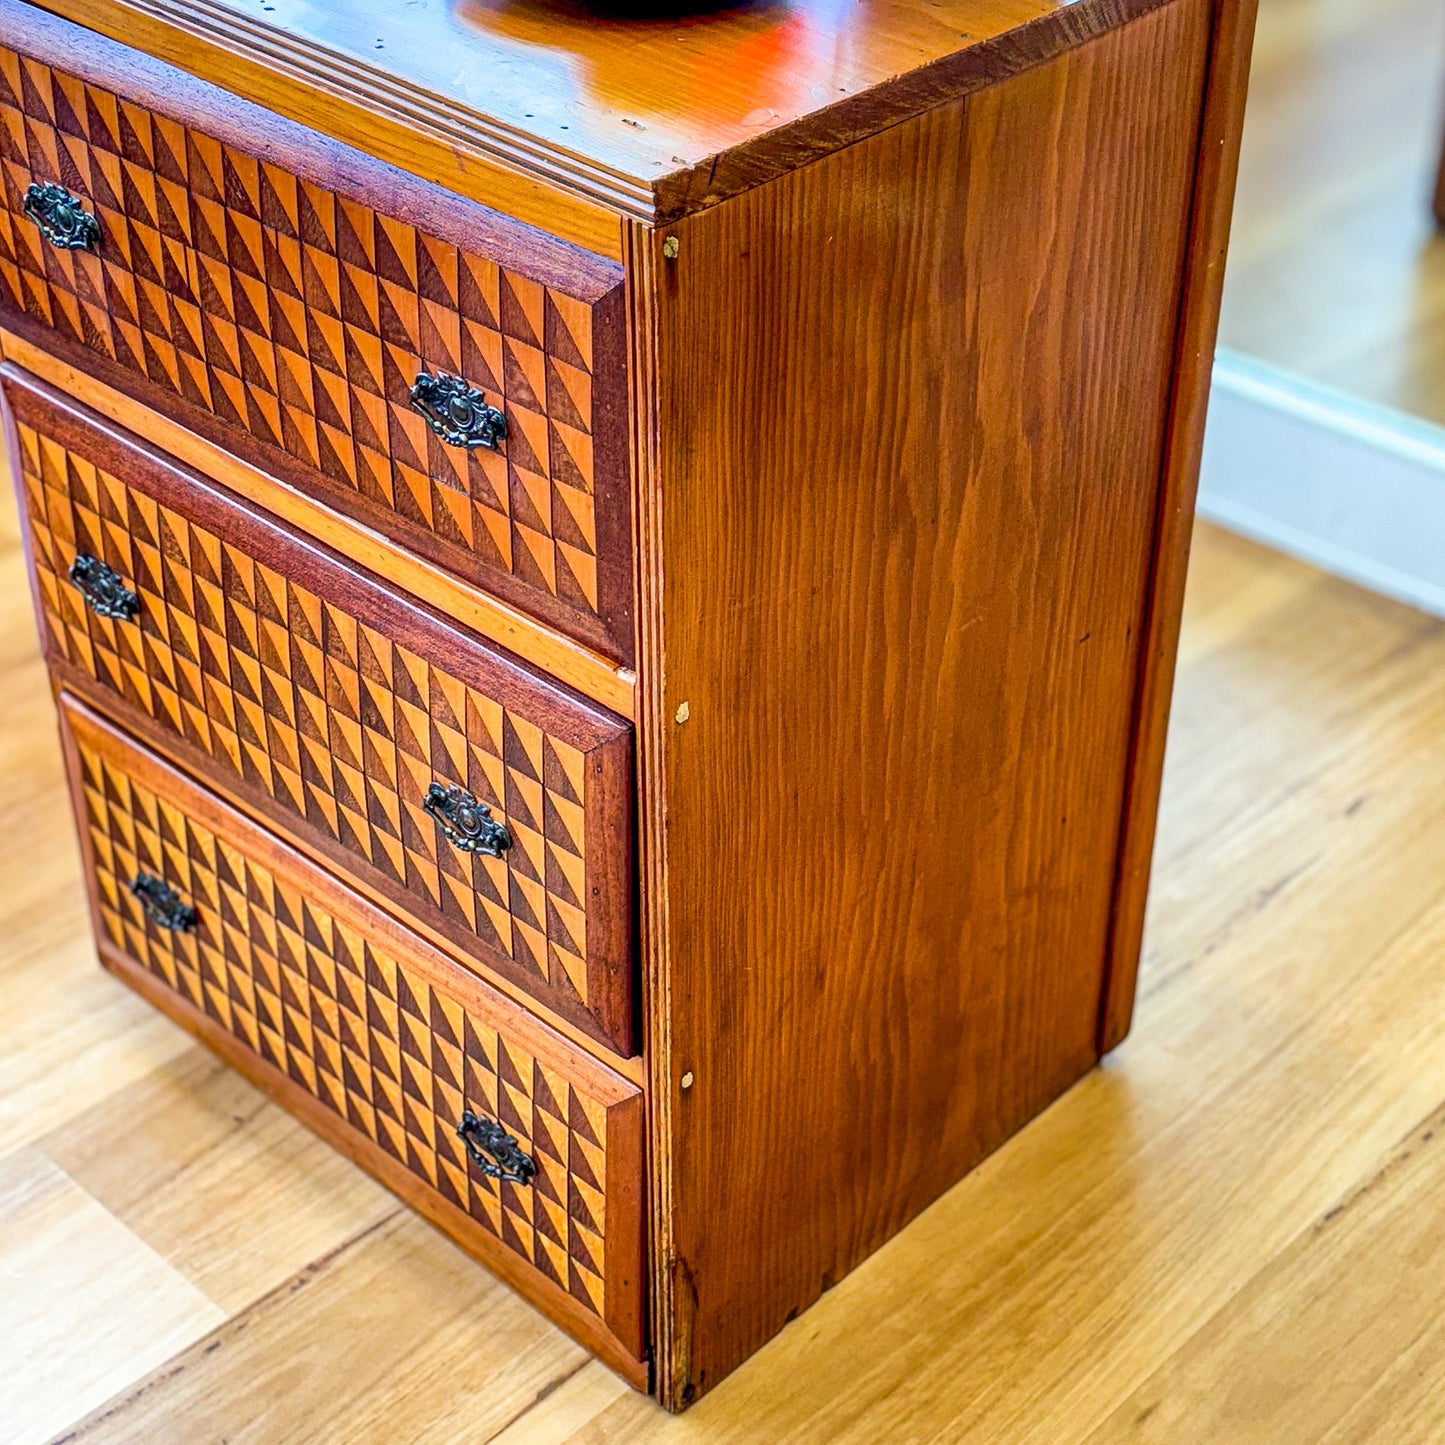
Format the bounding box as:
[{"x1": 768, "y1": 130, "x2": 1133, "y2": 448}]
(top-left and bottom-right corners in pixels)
[{"x1": 1198, "y1": 349, "x2": 1445, "y2": 619}]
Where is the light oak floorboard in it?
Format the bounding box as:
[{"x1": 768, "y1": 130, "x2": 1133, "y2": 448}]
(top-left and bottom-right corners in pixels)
[
  {"x1": 1220, "y1": 0, "x2": 1445, "y2": 420},
  {"x1": 0, "y1": 1148, "x2": 224, "y2": 1445},
  {"x1": 40, "y1": 1050, "x2": 398, "y2": 1313},
  {"x1": 1086, "y1": 1092, "x2": 1445, "y2": 1444},
  {"x1": 5, "y1": 489, "x2": 1445, "y2": 1440},
  {"x1": 55, "y1": 1213, "x2": 592, "y2": 1445}
]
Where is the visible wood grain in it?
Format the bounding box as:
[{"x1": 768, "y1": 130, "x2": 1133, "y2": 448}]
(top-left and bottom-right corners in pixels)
[
  {"x1": 0, "y1": 1147, "x2": 224, "y2": 1445},
  {"x1": 0, "y1": 323, "x2": 638, "y2": 719},
  {"x1": 1087, "y1": 1096, "x2": 1445, "y2": 1442},
  {"x1": 30, "y1": 0, "x2": 1187, "y2": 223},
  {"x1": 59, "y1": 694, "x2": 648, "y2": 1379},
  {"x1": 1098, "y1": 0, "x2": 1258, "y2": 1051},
  {"x1": 42, "y1": 1048, "x2": 398, "y2": 1311},
  {"x1": 6, "y1": 371, "x2": 637, "y2": 1056},
  {"x1": 0, "y1": 3, "x2": 637, "y2": 661},
  {"x1": 642, "y1": 0, "x2": 1217, "y2": 1405},
  {"x1": 56, "y1": 1212, "x2": 604, "y2": 1444}
]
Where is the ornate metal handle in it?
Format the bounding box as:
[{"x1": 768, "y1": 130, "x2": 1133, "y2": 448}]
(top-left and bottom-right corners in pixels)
[
  {"x1": 457, "y1": 1109, "x2": 536, "y2": 1186},
  {"x1": 423, "y1": 782, "x2": 511, "y2": 857},
  {"x1": 69, "y1": 554, "x2": 139, "y2": 622},
  {"x1": 409, "y1": 370, "x2": 506, "y2": 450},
  {"x1": 23, "y1": 180, "x2": 101, "y2": 252},
  {"x1": 129, "y1": 873, "x2": 197, "y2": 932}
]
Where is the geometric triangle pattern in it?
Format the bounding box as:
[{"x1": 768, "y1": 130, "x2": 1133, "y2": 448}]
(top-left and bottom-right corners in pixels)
[
  {"x1": 18, "y1": 413, "x2": 611, "y2": 1031},
  {"x1": 0, "y1": 42, "x2": 611, "y2": 630},
  {"x1": 75, "y1": 725, "x2": 616, "y2": 1322}
]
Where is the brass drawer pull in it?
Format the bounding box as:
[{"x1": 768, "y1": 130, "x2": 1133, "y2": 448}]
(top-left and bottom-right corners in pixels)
[
  {"x1": 424, "y1": 782, "x2": 511, "y2": 857},
  {"x1": 457, "y1": 1109, "x2": 537, "y2": 1186},
  {"x1": 129, "y1": 872, "x2": 197, "y2": 932},
  {"x1": 409, "y1": 370, "x2": 507, "y2": 450},
  {"x1": 22, "y1": 180, "x2": 101, "y2": 252},
  {"x1": 69, "y1": 555, "x2": 139, "y2": 622}
]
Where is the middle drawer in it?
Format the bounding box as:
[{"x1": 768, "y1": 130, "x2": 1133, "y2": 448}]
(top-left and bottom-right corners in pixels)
[{"x1": 6, "y1": 366, "x2": 635, "y2": 1055}]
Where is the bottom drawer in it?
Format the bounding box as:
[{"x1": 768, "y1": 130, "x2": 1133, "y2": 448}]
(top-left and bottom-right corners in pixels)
[{"x1": 58, "y1": 695, "x2": 647, "y2": 1382}]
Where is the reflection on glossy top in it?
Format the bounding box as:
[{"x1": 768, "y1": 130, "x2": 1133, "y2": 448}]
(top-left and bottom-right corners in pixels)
[{"x1": 202, "y1": 0, "x2": 1109, "y2": 186}]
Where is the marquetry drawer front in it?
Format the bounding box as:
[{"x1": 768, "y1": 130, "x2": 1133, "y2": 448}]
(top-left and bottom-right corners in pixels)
[
  {"x1": 0, "y1": 40, "x2": 631, "y2": 661},
  {"x1": 59, "y1": 697, "x2": 645, "y2": 1368},
  {"x1": 9, "y1": 372, "x2": 635, "y2": 1054}
]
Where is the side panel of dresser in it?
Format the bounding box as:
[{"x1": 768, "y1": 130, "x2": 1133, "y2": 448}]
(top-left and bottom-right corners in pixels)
[{"x1": 632, "y1": 0, "x2": 1249, "y2": 1407}]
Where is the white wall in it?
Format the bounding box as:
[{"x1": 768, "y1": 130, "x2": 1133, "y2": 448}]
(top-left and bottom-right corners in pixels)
[{"x1": 1199, "y1": 349, "x2": 1445, "y2": 619}]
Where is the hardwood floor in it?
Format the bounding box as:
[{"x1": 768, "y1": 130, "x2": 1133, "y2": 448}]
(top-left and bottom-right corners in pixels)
[
  {"x1": 6, "y1": 475, "x2": 1445, "y2": 1439},
  {"x1": 1220, "y1": 0, "x2": 1445, "y2": 421},
  {"x1": 10, "y1": 0, "x2": 1445, "y2": 1432}
]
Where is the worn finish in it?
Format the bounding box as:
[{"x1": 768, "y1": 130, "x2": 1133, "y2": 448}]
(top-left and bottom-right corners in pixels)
[
  {"x1": 7, "y1": 371, "x2": 636, "y2": 1057},
  {"x1": 642, "y1": 0, "x2": 1220, "y2": 1403},
  {"x1": 60, "y1": 694, "x2": 647, "y2": 1380},
  {"x1": 0, "y1": 7, "x2": 635, "y2": 663}
]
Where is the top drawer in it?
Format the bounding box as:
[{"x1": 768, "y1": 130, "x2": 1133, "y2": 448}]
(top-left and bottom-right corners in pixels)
[{"x1": 0, "y1": 27, "x2": 632, "y2": 662}]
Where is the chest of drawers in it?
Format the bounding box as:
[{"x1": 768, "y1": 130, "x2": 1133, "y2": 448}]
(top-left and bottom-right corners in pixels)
[{"x1": 0, "y1": 0, "x2": 1256, "y2": 1409}]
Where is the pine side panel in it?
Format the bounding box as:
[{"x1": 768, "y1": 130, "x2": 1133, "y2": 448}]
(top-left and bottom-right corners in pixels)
[{"x1": 644, "y1": 0, "x2": 1217, "y2": 1406}]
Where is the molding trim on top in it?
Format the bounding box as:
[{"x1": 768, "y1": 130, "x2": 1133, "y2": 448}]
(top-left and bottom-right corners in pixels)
[{"x1": 33, "y1": 0, "x2": 1179, "y2": 226}]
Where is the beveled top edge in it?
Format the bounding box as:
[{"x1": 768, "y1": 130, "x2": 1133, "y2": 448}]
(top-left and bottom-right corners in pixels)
[{"x1": 36, "y1": 0, "x2": 1184, "y2": 224}]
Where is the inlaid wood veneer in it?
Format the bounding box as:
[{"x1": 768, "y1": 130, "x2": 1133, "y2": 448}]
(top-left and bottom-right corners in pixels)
[
  {"x1": 7, "y1": 369, "x2": 634, "y2": 1055},
  {"x1": 0, "y1": 33, "x2": 633, "y2": 661},
  {"x1": 59, "y1": 694, "x2": 646, "y2": 1377}
]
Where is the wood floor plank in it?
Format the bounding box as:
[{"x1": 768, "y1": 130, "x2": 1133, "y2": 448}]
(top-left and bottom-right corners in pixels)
[
  {"x1": 1147, "y1": 565, "x2": 1439, "y2": 880},
  {"x1": 1219, "y1": 0, "x2": 1445, "y2": 421},
  {"x1": 0, "y1": 941, "x2": 195, "y2": 1158},
  {"x1": 1172, "y1": 525, "x2": 1318, "y2": 668},
  {"x1": 1087, "y1": 1075, "x2": 1445, "y2": 1443},
  {"x1": 486, "y1": 1361, "x2": 634, "y2": 1445},
  {"x1": 0, "y1": 1148, "x2": 224, "y2": 1445},
  {"x1": 53, "y1": 1212, "x2": 590, "y2": 1445},
  {"x1": 41, "y1": 1049, "x2": 399, "y2": 1312}
]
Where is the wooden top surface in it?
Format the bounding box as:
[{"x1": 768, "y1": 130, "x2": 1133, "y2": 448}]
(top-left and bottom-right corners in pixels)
[{"x1": 36, "y1": 0, "x2": 1177, "y2": 223}]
